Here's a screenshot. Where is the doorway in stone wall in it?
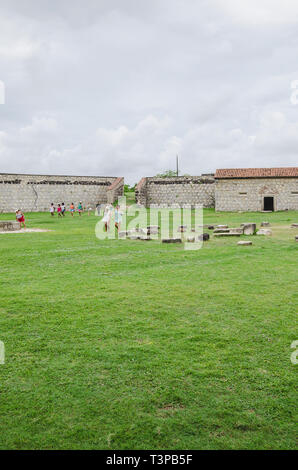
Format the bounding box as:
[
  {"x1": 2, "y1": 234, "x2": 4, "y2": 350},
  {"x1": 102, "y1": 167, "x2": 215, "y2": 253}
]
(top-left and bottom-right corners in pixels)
[{"x1": 263, "y1": 196, "x2": 274, "y2": 211}]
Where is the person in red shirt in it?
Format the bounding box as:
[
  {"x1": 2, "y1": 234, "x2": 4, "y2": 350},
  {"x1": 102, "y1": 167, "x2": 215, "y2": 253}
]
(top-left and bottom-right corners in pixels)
[
  {"x1": 57, "y1": 204, "x2": 62, "y2": 217},
  {"x1": 15, "y1": 209, "x2": 26, "y2": 229}
]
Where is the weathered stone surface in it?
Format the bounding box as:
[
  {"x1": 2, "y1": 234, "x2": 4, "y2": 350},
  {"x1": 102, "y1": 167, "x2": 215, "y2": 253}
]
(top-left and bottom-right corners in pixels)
[
  {"x1": 257, "y1": 229, "x2": 272, "y2": 236},
  {"x1": 186, "y1": 236, "x2": 195, "y2": 242},
  {"x1": 128, "y1": 228, "x2": 146, "y2": 235},
  {"x1": 291, "y1": 223, "x2": 298, "y2": 228},
  {"x1": 213, "y1": 228, "x2": 230, "y2": 233},
  {"x1": 215, "y1": 177, "x2": 298, "y2": 212},
  {"x1": 241, "y1": 223, "x2": 257, "y2": 235},
  {"x1": 197, "y1": 233, "x2": 210, "y2": 241},
  {"x1": 162, "y1": 238, "x2": 182, "y2": 243},
  {"x1": 0, "y1": 221, "x2": 20, "y2": 231},
  {"x1": 138, "y1": 171, "x2": 298, "y2": 212},
  {"x1": 0, "y1": 173, "x2": 123, "y2": 212},
  {"x1": 217, "y1": 225, "x2": 229, "y2": 229},
  {"x1": 214, "y1": 232, "x2": 241, "y2": 237},
  {"x1": 136, "y1": 175, "x2": 215, "y2": 208},
  {"x1": 229, "y1": 227, "x2": 244, "y2": 234},
  {"x1": 261, "y1": 222, "x2": 270, "y2": 227},
  {"x1": 118, "y1": 231, "x2": 128, "y2": 238},
  {"x1": 238, "y1": 241, "x2": 253, "y2": 246},
  {"x1": 147, "y1": 225, "x2": 160, "y2": 230}
]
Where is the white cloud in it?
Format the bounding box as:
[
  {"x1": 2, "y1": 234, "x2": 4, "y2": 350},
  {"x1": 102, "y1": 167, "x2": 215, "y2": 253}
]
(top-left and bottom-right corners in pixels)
[
  {"x1": 215, "y1": 0, "x2": 298, "y2": 25},
  {"x1": 0, "y1": 0, "x2": 298, "y2": 183},
  {"x1": 0, "y1": 80, "x2": 5, "y2": 104},
  {"x1": 0, "y1": 111, "x2": 297, "y2": 183}
]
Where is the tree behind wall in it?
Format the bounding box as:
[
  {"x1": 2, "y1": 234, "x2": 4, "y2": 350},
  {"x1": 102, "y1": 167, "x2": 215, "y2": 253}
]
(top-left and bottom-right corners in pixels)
[{"x1": 155, "y1": 170, "x2": 177, "y2": 178}]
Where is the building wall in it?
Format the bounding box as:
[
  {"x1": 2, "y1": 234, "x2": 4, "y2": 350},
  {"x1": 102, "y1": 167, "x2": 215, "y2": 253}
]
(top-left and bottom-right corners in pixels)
[
  {"x1": 136, "y1": 176, "x2": 215, "y2": 207},
  {"x1": 0, "y1": 173, "x2": 123, "y2": 212},
  {"x1": 107, "y1": 177, "x2": 125, "y2": 204},
  {"x1": 215, "y1": 177, "x2": 298, "y2": 211}
]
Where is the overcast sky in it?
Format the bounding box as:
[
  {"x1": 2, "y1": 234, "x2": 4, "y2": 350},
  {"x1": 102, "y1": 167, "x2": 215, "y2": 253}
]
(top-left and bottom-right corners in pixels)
[{"x1": 0, "y1": 0, "x2": 298, "y2": 184}]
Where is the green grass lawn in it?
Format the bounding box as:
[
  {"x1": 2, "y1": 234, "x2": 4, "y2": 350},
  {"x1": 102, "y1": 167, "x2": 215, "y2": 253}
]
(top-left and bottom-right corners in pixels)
[{"x1": 0, "y1": 208, "x2": 297, "y2": 449}]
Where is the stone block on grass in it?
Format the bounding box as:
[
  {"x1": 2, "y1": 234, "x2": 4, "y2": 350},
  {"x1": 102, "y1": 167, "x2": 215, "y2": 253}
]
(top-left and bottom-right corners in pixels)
[
  {"x1": 0, "y1": 221, "x2": 20, "y2": 232},
  {"x1": 213, "y1": 228, "x2": 230, "y2": 234},
  {"x1": 197, "y1": 233, "x2": 210, "y2": 241},
  {"x1": 118, "y1": 231, "x2": 128, "y2": 238},
  {"x1": 214, "y1": 233, "x2": 241, "y2": 237},
  {"x1": 229, "y1": 227, "x2": 244, "y2": 234},
  {"x1": 241, "y1": 223, "x2": 257, "y2": 235},
  {"x1": 257, "y1": 229, "x2": 272, "y2": 236},
  {"x1": 162, "y1": 238, "x2": 182, "y2": 243}
]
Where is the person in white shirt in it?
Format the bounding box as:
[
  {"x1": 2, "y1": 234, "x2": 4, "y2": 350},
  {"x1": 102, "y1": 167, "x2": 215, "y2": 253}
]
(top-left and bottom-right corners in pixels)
[
  {"x1": 114, "y1": 205, "x2": 123, "y2": 231},
  {"x1": 102, "y1": 204, "x2": 112, "y2": 231}
]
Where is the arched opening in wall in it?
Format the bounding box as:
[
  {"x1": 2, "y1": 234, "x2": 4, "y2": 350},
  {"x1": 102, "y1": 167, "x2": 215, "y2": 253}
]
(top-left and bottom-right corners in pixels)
[{"x1": 263, "y1": 196, "x2": 275, "y2": 212}]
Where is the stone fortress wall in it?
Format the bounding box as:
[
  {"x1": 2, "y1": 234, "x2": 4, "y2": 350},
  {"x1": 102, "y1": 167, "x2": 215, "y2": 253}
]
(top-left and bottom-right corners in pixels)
[
  {"x1": 135, "y1": 175, "x2": 216, "y2": 208},
  {"x1": 0, "y1": 173, "x2": 124, "y2": 212},
  {"x1": 215, "y1": 177, "x2": 298, "y2": 212},
  {"x1": 1, "y1": 168, "x2": 297, "y2": 213}
]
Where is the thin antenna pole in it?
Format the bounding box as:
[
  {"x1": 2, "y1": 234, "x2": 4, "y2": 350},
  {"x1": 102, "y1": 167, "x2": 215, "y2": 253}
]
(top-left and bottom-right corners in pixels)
[{"x1": 176, "y1": 155, "x2": 179, "y2": 176}]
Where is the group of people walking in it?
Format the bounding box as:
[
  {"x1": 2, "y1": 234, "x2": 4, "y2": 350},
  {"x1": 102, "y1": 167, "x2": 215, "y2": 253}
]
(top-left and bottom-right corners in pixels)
[
  {"x1": 49, "y1": 202, "x2": 122, "y2": 229},
  {"x1": 102, "y1": 204, "x2": 123, "y2": 232},
  {"x1": 50, "y1": 202, "x2": 84, "y2": 217},
  {"x1": 14, "y1": 203, "x2": 122, "y2": 231}
]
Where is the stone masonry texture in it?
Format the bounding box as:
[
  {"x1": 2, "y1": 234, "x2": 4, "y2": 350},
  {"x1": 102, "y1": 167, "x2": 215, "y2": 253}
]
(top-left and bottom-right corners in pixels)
[
  {"x1": 0, "y1": 173, "x2": 124, "y2": 212},
  {"x1": 215, "y1": 177, "x2": 298, "y2": 211},
  {"x1": 135, "y1": 176, "x2": 216, "y2": 208}
]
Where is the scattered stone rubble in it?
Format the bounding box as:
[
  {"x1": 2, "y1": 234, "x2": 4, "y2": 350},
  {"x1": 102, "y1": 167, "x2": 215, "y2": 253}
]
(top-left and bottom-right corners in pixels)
[
  {"x1": 0, "y1": 221, "x2": 20, "y2": 231},
  {"x1": 257, "y1": 229, "x2": 272, "y2": 236}
]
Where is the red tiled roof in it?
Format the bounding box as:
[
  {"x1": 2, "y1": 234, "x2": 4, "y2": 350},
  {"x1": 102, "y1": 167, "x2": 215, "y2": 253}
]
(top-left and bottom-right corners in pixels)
[{"x1": 215, "y1": 168, "x2": 298, "y2": 179}]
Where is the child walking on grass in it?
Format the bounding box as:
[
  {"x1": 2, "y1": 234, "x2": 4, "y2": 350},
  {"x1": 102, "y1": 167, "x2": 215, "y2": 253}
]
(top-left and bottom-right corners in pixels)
[
  {"x1": 50, "y1": 203, "x2": 55, "y2": 216},
  {"x1": 102, "y1": 204, "x2": 112, "y2": 232},
  {"x1": 57, "y1": 204, "x2": 62, "y2": 217},
  {"x1": 115, "y1": 204, "x2": 123, "y2": 231},
  {"x1": 70, "y1": 203, "x2": 75, "y2": 217},
  {"x1": 61, "y1": 202, "x2": 66, "y2": 216},
  {"x1": 15, "y1": 210, "x2": 26, "y2": 229},
  {"x1": 78, "y1": 202, "x2": 83, "y2": 216}
]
